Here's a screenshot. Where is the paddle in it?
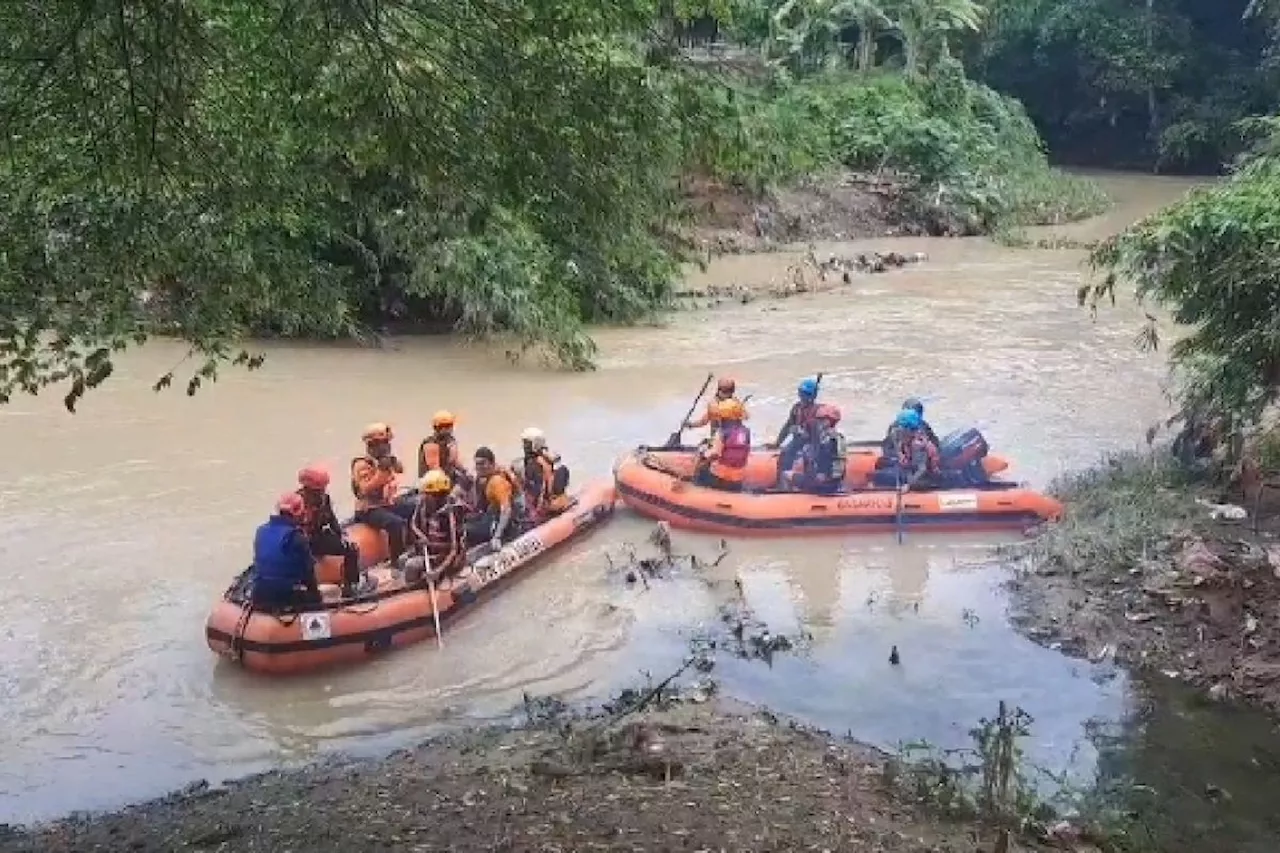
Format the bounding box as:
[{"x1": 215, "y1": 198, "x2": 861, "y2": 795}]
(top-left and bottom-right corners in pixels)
[
  {"x1": 894, "y1": 463, "x2": 906, "y2": 545},
  {"x1": 424, "y1": 547, "x2": 444, "y2": 649},
  {"x1": 664, "y1": 373, "x2": 714, "y2": 449}
]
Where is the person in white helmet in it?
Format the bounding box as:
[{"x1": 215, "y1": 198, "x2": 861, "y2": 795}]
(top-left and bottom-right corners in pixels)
[{"x1": 518, "y1": 426, "x2": 572, "y2": 522}]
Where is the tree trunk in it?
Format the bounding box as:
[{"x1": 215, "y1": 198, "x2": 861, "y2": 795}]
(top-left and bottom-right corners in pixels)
[{"x1": 856, "y1": 24, "x2": 875, "y2": 70}]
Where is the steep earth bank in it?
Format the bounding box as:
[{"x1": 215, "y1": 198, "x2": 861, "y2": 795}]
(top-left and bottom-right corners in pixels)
[{"x1": 0, "y1": 700, "x2": 1081, "y2": 853}]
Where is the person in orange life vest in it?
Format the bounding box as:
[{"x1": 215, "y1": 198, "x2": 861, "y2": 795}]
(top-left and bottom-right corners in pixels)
[
  {"x1": 417, "y1": 410, "x2": 474, "y2": 489},
  {"x1": 770, "y1": 377, "x2": 821, "y2": 487},
  {"x1": 518, "y1": 426, "x2": 572, "y2": 522},
  {"x1": 296, "y1": 465, "x2": 361, "y2": 596},
  {"x1": 250, "y1": 493, "x2": 321, "y2": 610},
  {"x1": 350, "y1": 422, "x2": 412, "y2": 561},
  {"x1": 465, "y1": 447, "x2": 525, "y2": 551},
  {"x1": 684, "y1": 377, "x2": 750, "y2": 436},
  {"x1": 889, "y1": 408, "x2": 941, "y2": 492},
  {"x1": 408, "y1": 469, "x2": 468, "y2": 582},
  {"x1": 694, "y1": 399, "x2": 751, "y2": 492}
]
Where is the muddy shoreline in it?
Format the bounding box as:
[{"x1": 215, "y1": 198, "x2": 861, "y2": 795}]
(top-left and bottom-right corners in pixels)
[
  {"x1": 1006, "y1": 451, "x2": 1280, "y2": 717},
  {"x1": 0, "y1": 699, "x2": 1068, "y2": 853}
]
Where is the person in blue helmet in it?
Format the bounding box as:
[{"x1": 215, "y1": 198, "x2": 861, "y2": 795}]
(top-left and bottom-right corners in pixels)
[
  {"x1": 877, "y1": 408, "x2": 941, "y2": 491},
  {"x1": 250, "y1": 493, "x2": 322, "y2": 610},
  {"x1": 770, "y1": 377, "x2": 822, "y2": 487},
  {"x1": 883, "y1": 397, "x2": 938, "y2": 451}
]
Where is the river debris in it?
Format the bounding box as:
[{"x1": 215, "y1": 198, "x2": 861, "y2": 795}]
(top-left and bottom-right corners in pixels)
[
  {"x1": 606, "y1": 521, "x2": 729, "y2": 587},
  {"x1": 673, "y1": 244, "x2": 927, "y2": 307}
]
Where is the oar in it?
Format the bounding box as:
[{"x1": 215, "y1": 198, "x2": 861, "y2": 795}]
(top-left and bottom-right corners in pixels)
[
  {"x1": 664, "y1": 373, "x2": 714, "y2": 449},
  {"x1": 894, "y1": 465, "x2": 906, "y2": 545},
  {"x1": 424, "y1": 547, "x2": 444, "y2": 649}
]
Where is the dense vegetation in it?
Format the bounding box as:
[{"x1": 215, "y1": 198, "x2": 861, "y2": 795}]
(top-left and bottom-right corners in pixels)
[
  {"x1": 973, "y1": 0, "x2": 1279, "y2": 173},
  {"x1": 0, "y1": 0, "x2": 1111, "y2": 405}
]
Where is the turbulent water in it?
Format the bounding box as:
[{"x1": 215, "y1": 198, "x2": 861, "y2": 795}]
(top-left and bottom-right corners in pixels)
[{"x1": 6, "y1": 173, "x2": 1261, "y2": 835}]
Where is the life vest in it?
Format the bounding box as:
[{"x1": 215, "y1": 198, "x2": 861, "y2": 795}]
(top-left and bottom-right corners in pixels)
[
  {"x1": 898, "y1": 433, "x2": 940, "y2": 474},
  {"x1": 472, "y1": 466, "x2": 523, "y2": 514},
  {"x1": 423, "y1": 503, "x2": 465, "y2": 562},
  {"x1": 718, "y1": 423, "x2": 751, "y2": 469},
  {"x1": 252, "y1": 516, "x2": 309, "y2": 586},
  {"x1": 417, "y1": 435, "x2": 460, "y2": 478},
  {"x1": 295, "y1": 487, "x2": 327, "y2": 535},
  {"x1": 350, "y1": 456, "x2": 396, "y2": 510},
  {"x1": 522, "y1": 449, "x2": 561, "y2": 502},
  {"x1": 812, "y1": 430, "x2": 847, "y2": 481}
]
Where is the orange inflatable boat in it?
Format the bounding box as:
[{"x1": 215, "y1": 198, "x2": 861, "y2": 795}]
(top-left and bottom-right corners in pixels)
[
  {"x1": 647, "y1": 428, "x2": 1008, "y2": 490},
  {"x1": 206, "y1": 479, "x2": 617, "y2": 675},
  {"x1": 613, "y1": 451, "x2": 1061, "y2": 535}
]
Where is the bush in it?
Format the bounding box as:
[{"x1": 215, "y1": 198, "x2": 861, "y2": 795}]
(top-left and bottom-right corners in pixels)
[{"x1": 688, "y1": 68, "x2": 1109, "y2": 232}]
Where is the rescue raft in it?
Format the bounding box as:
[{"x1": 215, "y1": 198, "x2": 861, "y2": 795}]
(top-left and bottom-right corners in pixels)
[
  {"x1": 205, "y1": 480, "x2": 617, "y2": 675},
  {"x1": 646, "y1": 426, "x2": 1008, "y2": 490},
  {"x1": 613, "y1": 450, "x2": 1061, "y2": 535}
]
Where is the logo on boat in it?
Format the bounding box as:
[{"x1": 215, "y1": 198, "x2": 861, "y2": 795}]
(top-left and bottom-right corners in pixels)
[
  {"x1": 301, "y1": 612, "x2": 332, "y2": 641},
  {"x1": 475, "y1": 533, "x2": 547, "y2": 586},
  {"x1": 835, "y1": 495, "x2": 897, "y2": 511},
  {"x1": 937, "y1": 492, "x2": 979, "y2": 512}
]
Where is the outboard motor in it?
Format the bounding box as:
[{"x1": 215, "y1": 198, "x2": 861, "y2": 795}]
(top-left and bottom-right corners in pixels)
[{"x1": 938, "y1": 427, "x2": 990, "y2": 484}]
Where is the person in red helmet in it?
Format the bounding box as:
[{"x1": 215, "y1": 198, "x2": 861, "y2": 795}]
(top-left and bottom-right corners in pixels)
[
  {"x1": 794, "y1": 404, "x2": 847, "y2": 495},
  {"x1": 296, "y1": 464, "x2": 361, "y2": 597},
  {"x1": 684, "y1": 377, "x2": 750, "y2": 437},
  {"x1": 250, "y1": 493, "x2": 321, "y2": 610}
]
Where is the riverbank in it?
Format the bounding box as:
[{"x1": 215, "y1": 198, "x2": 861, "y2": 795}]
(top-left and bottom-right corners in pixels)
[
  {"x1": 1008, "y1": 450, "x2": 1280, "y2": 715},
  {"x1": 0, "y1": 698, "x2": 1086, "y2": 853}
]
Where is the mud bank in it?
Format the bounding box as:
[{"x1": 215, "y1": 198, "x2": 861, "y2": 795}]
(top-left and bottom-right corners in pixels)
[
  {"x1": 0, "y1": 700, "x2": 1077, "y2": 853},
  {"x1": 1008, "y1": 451, "x2": 1280, "y2": 715}
]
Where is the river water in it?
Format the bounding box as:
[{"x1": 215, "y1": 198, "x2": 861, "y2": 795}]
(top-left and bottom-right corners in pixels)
[{"x1": 4, "y1": 172, "x2": 1274, "y2": 844}]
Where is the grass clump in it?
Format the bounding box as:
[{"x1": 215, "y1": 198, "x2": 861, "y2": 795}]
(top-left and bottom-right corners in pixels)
[{"x1": 1018, "y1": 450, "x2": 1204, "y2": 578}]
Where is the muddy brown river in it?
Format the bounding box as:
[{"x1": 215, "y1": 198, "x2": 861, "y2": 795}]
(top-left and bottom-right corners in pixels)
[{"x1": 0, "y1": 173, "x2": 1208, "y2": 823}]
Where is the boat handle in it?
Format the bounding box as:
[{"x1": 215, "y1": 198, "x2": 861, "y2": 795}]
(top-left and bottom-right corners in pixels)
[
  {"x1": 996, "y1": 500, "x2": 1014, "y2": 507},
  {"x1": 810, "y1": 505, "x2": 828, "y2": 511},
  {"x1": 715, "y1": 502, "x2": 733, "y2": 510}
]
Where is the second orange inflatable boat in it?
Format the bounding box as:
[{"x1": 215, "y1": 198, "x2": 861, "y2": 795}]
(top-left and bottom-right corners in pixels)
[
  {"x1": 206, "y1": 479, "x2": 617, "y2": 675},
  {"x1": 613, "y1": 450, "x2": 1061, "y2": 535},
  {"x1": 645, "y1": 432, "x2": 1008, "y2": 490}
]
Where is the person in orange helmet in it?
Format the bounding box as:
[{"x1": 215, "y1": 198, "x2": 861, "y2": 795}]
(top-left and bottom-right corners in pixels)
[
  {"x1": 694, "y1": 398, "x2": 752, "y2": 492},
  {"x1": 518, "y1": 427, "x2": 572, "y2": 522},
  {"x1": 350, "y1": 422, "x2": 411, "y2": 561},
  {"x1": 296, "y1": 465, "x2": 361, "y2": 596},
  {"x1": 684, "y1": 377, "x2": 750, "y2": 437},
  {"x1": 417, "y1": 410, "x2": 473, "y2": 489},
  {"x1": 249, "y1": 493, "x2": 321, "y2": 609}
]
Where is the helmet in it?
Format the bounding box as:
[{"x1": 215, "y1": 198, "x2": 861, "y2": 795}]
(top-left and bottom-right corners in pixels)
[
  {"x1": 362, "y1": 422, "x2": 392, "y2": 443},
  {"x1": 816, "y1": 404, "x2": 841, "y2": 424},
  {"x1": 716, "y1": 377, "x2": 736, "y2": 395},
  {"x1": 716, "y1": 398, "x2": 746, "y2": 421},
  {"x1": 276, "y1": 492, "x2": 305, "y2": 518},
  {"x1": 521, "y1": 427, "x2": 546, "y2": 449},
  {"x1": 432, "y1": 410, "x2": 455, "y2": 430},
  {"x1": 895, "y1": 409, "x2": 923, "y2": 431},
  {"x1": 419, "y1": 469, "x2": 452, "y2": 495},
  {"x1": 902, "y1": 397, "x2": 924, "y2": 416},
  {"x1": 798, "y1": 378, "x2": 819, "y2": 399},
  {"x1": 297, "y1": 465, "x2": 330, "y2": 490}
]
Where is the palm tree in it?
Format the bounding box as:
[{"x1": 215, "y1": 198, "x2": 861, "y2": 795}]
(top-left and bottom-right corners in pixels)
[
  {"x1": 885, "y1": 0, "x2": 985, "y2": 76},
  {"x1": 767, "y1": 0, "x2": 890, "y2": 73}
]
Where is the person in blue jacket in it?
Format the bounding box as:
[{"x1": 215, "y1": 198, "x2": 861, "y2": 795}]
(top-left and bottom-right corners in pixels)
[
  {"x1": 250, "y1": 493, "x2": 322, "y2": 609},
  {"x1": 771, "y1": 377, "x2": 821, "y2": 487}
]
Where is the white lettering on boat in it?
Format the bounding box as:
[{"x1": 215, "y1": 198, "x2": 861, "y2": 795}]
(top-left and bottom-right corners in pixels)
[{"x1": 474, "y1": 532, "x2": 547, "y2": 587}]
